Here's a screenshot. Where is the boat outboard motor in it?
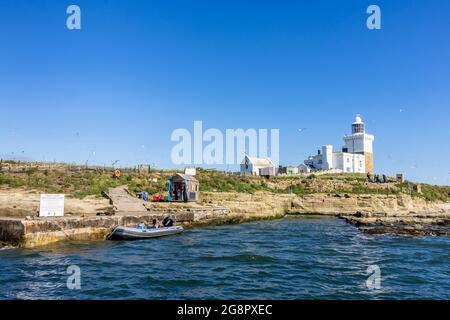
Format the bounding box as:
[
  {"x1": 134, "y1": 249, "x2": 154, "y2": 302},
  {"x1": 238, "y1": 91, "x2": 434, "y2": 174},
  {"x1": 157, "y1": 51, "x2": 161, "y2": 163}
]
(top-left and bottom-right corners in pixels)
[{"x1": 165, "y1": 218, "x2": 174, "y2": 227}]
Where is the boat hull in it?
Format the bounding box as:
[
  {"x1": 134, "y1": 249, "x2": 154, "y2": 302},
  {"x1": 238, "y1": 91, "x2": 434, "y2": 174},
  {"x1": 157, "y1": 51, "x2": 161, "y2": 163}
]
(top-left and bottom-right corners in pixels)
[{"x1": 109, "y1": 226, "x2": 184, "y2": 240}]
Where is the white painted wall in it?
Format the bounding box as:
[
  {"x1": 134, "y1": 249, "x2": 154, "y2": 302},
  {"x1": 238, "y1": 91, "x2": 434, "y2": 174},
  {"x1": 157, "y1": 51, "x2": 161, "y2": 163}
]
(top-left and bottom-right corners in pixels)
[
  {"x1": 344, "y1": 133, "x2": 374, "y2": 154},
  {"x1": 240, "y1": 156, "x2": 276, "y2": 176},
  {"x1": 364, "y1": 135, "x2": 374, "y2": 153},
  {"x1": 322, "y1": 145, "x2": 333, "y2": 170},
  {"x1": 302, "y1": 116, "x2": 373, "y2": 174},
  {"x1": 286, "y1": 166, "x2": 299, "y2": 174},
  {"x1": 305, "y1": 153, "x2": 324, "y2": 170},
  {"x1": 240, "y1": 163, "x2": 254, "y2": 175},
  {"x1": 298, "y1": 163, "x2": 311, "y2": 173},
  {"x1": 332, "y1": 152, "x2": 365, "y2": 173}
]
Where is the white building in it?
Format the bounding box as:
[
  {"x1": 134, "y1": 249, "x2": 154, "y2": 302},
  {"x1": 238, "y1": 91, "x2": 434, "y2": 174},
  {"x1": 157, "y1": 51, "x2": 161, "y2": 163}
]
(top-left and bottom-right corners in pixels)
[
  {"x1": 240, "y1": 155, "x2": 276, "y2": 176},
  {"x1": 286, "y1": 166, "x2": 299, "y2": 175},
  {"x1": 300, "y1": 115, "x2": 374, "y2": 174}
]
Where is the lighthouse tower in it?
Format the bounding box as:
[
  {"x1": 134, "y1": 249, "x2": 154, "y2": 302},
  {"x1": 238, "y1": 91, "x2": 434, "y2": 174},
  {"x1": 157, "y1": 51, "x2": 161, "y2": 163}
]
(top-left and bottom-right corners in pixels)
[{"x1": 343, "y1": 115, "x2": 375, "y2": 173}]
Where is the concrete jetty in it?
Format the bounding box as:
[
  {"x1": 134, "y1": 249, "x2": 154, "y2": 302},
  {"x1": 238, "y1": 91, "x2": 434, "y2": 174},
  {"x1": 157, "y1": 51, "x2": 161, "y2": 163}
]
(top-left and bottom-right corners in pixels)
[
  {"x1": 0, "y1": 186, "x2": 231, "y2": 248},
  {"x1": 0, "y1": 212, "x2": 190, "y2": 248}
]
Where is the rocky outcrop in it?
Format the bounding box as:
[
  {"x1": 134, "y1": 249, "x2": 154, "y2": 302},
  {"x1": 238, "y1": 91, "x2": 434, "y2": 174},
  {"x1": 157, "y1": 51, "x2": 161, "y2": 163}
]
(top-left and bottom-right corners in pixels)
[
  {"x1": 1, "y1": 190, "x2": 448, "y2": 248},
  {"x1": 200, "y1": 191, "x2": 437, "y2": 216},
  {"x1": 200, "y1": 192, "x2": 293, "y2": 216},
  {"x1": 199, "y1": 191, "x2": 450, "y2": 236},
  {"x1": 289, "y1": 193, "x2": 432, "y2": 215},
  {"x1": 339, "y1": 203, "x2": 450, "y2": 236}
]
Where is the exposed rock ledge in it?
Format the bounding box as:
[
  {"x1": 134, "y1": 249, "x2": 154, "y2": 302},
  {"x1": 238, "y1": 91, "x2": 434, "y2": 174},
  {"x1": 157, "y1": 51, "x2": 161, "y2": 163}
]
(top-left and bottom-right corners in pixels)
[
  {"x1": 199, "y1": 192, "x2": 450, "y2": 236},
  {"x1": 1, "y1": 191, "x2": 449, "y2": 248},
  {"x1": 338, "y1": 203, "x2": 450, "y2": 236},
  {"x1": 200, "y1": 191, "x2": 440, "y2": 216}
]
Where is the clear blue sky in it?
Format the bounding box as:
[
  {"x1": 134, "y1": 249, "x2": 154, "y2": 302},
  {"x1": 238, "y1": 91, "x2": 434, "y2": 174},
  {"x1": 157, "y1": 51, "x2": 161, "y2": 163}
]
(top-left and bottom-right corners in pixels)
[{"x1": 1, "y1": 0, "x2": 449, "y2": 184}]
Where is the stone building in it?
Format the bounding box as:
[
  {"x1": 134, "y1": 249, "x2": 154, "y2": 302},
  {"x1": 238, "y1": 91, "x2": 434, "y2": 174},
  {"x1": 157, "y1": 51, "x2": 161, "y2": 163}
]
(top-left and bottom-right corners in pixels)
[
  {"x1": 240, "y1": 155, "x2": 276, "y2": 176},
  {"x1": 301, "y1": 115, "x2": 374, "y2": 174}
]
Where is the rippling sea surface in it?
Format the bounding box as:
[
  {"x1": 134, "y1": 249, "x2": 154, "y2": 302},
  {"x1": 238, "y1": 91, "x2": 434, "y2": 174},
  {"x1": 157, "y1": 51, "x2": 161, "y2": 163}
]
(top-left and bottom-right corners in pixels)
[{"x1": 1, "y1": 216, "x2": 449, "y2": 299}]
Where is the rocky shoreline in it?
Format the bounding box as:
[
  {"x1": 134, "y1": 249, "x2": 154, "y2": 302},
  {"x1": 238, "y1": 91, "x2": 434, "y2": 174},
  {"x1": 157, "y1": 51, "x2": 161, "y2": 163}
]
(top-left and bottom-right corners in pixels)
[
  {"x1": 1, "y1": 188, "x2": 449, "y2": 248},
  {"x1": 338, "y1": 206, "x2": 450, "y2": 236}
]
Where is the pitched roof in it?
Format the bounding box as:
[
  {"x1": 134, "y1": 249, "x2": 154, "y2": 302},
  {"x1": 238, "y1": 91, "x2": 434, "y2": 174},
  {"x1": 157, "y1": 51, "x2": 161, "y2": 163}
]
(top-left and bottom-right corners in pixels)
[
  {"x1": 242, "y1": 156, "x2": 275, "y2": 167},
  {"x1": 171, "y1": 173, "x2": 198, "y2": 182}
]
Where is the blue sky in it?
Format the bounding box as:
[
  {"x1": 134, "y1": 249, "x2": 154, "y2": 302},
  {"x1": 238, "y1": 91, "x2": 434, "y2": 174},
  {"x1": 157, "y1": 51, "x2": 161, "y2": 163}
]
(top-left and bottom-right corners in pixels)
[{"x1": 1, "y1": 0, "x2": 449, "y2": 184}]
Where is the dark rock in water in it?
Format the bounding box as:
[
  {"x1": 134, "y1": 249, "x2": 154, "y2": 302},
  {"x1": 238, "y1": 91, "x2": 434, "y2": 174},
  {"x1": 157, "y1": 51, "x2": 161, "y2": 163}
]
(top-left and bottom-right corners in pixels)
[
  {"x1": 357, "y1": 223, "x2": 450, "y2": 237},
  {"x1": 338, "y1": 210, "x2": 450, "y2": 237}
]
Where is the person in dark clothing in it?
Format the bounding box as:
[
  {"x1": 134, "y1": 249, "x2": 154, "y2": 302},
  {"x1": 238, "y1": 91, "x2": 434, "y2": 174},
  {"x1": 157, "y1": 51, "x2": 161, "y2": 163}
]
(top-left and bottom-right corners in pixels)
[
  {"x1": 150, "y1": 216, "x2": 157, "y2": 228},
  {"x1": 182, "y1": 182, "x2": 188, "y2": 203},
  {"x1": 375, "y1": 174, "x2": 380, "y2": 183}
]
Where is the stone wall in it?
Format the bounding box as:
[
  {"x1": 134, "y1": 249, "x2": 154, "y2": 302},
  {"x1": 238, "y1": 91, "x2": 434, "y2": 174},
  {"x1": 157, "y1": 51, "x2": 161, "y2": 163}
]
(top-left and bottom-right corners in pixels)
[{"x1": 200, "y1": 191, "x2": 435, "y2": 216}]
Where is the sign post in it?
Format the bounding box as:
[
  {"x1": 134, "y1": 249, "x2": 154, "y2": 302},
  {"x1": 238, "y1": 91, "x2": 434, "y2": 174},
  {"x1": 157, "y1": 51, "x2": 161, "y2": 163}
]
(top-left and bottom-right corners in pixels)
[{"x1": 39, "y1": 194, "x2": 65, "y2": 217}]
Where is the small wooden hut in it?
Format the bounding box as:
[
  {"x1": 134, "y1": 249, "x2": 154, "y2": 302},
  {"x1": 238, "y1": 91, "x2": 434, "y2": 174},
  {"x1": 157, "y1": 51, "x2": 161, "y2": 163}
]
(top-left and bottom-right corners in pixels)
[{"x1": 168, "y1": 173, "x2": 199, "y2": 202}]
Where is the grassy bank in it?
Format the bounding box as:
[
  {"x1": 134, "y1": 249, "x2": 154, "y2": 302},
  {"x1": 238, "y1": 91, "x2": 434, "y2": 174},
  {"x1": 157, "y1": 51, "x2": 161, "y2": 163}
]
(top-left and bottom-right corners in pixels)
[
  {"x1": 0, "y1": 162, "x2": 449, "y2": 202},
  {"x1": 0, "y1": 166, "x2": 167, "y2": 199}
]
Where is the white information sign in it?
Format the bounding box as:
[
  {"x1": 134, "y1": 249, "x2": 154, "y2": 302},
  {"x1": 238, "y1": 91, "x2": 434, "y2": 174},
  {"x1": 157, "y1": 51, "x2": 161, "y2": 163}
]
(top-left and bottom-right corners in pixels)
[{"x1": 39, "y1": 194, "x2": 65, "y2": 217}]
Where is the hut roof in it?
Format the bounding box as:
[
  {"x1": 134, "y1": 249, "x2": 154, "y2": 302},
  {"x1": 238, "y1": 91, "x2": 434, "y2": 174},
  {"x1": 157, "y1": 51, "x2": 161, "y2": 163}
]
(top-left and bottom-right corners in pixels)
[
  {"x1": 241, "y1": 155, "x2": 275, "y2": 167},
  {"x1": 171, "y1": 173, "x2": 199, "y2": 182}
]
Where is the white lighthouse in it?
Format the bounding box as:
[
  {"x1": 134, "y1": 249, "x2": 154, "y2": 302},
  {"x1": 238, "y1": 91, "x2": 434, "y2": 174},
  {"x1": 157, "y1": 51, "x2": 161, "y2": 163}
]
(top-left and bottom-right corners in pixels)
[
  {"x1": 300, "y1": 114, "x2": 375, "y2": 174},
  {"x1": 343, "y1": 115, "x2": 375, "y2": 173}
]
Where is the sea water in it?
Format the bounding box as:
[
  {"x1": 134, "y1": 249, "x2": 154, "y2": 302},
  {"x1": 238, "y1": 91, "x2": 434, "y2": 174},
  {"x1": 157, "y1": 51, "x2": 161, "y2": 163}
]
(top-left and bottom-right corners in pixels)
[{"x1": 0, "y1": 216, "x2": 449, "y2": 299}]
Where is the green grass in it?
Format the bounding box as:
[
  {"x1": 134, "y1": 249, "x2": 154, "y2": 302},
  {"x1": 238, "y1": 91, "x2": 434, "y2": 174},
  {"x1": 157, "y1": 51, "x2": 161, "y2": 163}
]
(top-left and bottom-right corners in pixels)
[
  {"x1": 420, "y1": 184, "x2": 450, "y2": 202},
  {"x1": 196, "y1": 169, "x2": 266, "y2": 193},
  {"x1": 277, "y1": 184, "x2": 308, "y2": 195},
  {"x1": 1, "y1": 165, "x2": 449, "y2": 202},
  {"x1": 0, "y1": 169, "x2": 160, "y2": 199},
  {"x1": 393, "y1": 182, "x2": 450, "y2": 202}
]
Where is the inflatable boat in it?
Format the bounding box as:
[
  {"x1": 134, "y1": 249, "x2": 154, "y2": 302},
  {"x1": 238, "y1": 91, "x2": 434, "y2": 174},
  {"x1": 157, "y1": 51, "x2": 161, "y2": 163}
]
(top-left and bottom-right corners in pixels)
[{"x1": 108, "y1": 225, "x2": 184, "y2": 240}]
